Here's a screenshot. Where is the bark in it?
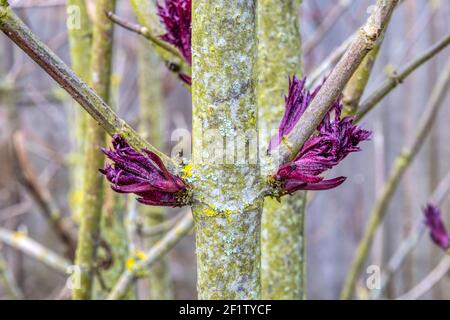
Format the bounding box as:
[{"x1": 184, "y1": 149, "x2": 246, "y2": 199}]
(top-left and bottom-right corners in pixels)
[
  {"x1": 342, "y1": 45, "x2": 381, "y2": 116},
  {"x1": 66, "y1": 0, "x2": 92, "y2": 223},
  {"x1": 73, "y1": 0, "x2": 116, "y2": 300},
  {"x1": 191, "y1": 0, "x2": 262, "y2": 299},
  {"x1": 137, "y1": 37, "x2": 173, "y2": 300},
  {"x1": 257, "y1": 0, "x2": 306, "y2": 299}
]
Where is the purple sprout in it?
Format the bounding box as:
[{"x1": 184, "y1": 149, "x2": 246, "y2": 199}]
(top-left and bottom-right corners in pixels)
[
  {"x1": 423, "y1": 203, "x2": 450, "y2": 251},
  {"x1": 157, "y1": 0, "x2": 192, "y2": 85},
  {"x1": 157, "y1": 0, "x2": 191, "y2": 63},
  {"x1": 100, "y1": 135, "x2": 187, "y2": 207},
  {"x1": 271, "y1": 76, "x2": 371, "y2": 193}
]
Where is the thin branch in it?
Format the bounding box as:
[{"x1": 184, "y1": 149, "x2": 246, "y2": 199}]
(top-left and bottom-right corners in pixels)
[
  {"x1": 303, "y1": 0, "x2": 351, "y2": 55},
  {"x1": 0, "y1": 227, "x2": 71, "y2": 274},
  {"x1": 372, "y1": 170, "x2": 450, "y2": 299},
  {"x1": 138, "y1": 210, "x2": 186, "y2": 237},
  {"x1": 340, "y1": 56, "x2": 450, "y2": 300},
  {"x1": 105, "y1": 11, "x2": 184, "y2": 63},
  {"x1": 396, "y1": 256, "x2": 450, "y2": 300},
  {"x1": 355, "y1": 32, "x2": 450, "y2": 122},
  {"x1": 0, "y1": 4, "x2": 175, "y2": 169},
  {"x1": 129, "y1": 0, "x2": 191, "y2": 84},
  {"x1": 12, "y1": 131, "x2": 76, "y2": 257},
  {"x1": 306, "y1": 33, "x2": 354, "y2": 90},
  {"x1": 0, "y1": 251, "x2": 24, "y2": 299},
  {"x1": 107, "y1": 211, "x2": 194, "y2": 300},
  {"x1": 275, "y1": 0, "x2": 399, "y2": 166}
]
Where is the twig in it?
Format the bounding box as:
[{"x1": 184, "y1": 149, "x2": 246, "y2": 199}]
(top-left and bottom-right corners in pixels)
[
  {"x1": 355, "y1": 32, "x2": 450, "y2": 122},
  {"x1": 0, "y1": 251, "x2": 24, "y2": 299},
  {"x1": 396, "y1": 256, "x2": 450, "y2": 300},
  {"x1": 275, "y1": 0, "x2": 399, "y2": 165},
  {"x1": 12, "y1": 131, "x2": 76, "y2": 257},
  {"x1": 0, "y1": 3, "x2": 174, "y2": 168},
  {"x1": 303, "y1": 0, "x2": 352, "y2": 55},
  {"x1": 340, "y1": 56, "x2": 450, "y2": 300},
  {"x1": 372, "y1": 170, "x2": 450, "y2": 299},
  {"x1": 107, "y1": 211, "x2": 194, "y2": 300},
  {"x1": 105, "y1": 11, "x2": 184, "y2": 63},
  {"x1": 138, "y1": 210, "x2": 186, "y2": 237},
  {"x1": 0, "y1": 227, "x2": 71, "y2": 274},
  {"x1": 306, "y1": 33, "x2": 354, "y2": 89}
]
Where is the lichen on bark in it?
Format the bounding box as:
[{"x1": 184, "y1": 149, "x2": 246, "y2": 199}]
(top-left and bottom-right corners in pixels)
[
  {"x1": 191, "y1": 0, "x2": 262, "y2": 299},
  {"x1": 66, "y1": 0, "x2": 92, "y2": 223},
  {"x1": 257, "y1": 0, "x2": 306, "y2": 299},
  {"x1": 73, "y1": 0, "x2": 116, "y2": 300}
]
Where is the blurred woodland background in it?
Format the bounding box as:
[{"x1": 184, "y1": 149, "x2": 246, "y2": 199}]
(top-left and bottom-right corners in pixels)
[{"x1": 0, "y1": 0, "x2": 449, "y2": 299}]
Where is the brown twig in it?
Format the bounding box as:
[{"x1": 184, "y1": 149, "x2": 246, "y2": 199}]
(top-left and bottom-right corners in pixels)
[{"x1": 12, "y1": 131, "x2": 76, "y2": 258}]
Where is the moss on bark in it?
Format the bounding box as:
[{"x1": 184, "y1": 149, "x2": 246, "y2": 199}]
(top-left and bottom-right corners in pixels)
[
  {"x1": 257, "y1": 0, "x2": 306, "y2": 299},
  {"x1": 73, "y1": 0, "x2": 116, "y2": 300}
]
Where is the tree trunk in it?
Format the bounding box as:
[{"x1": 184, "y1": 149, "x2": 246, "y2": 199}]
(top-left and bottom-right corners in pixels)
[
  {"x1": 257, "y1": 0, "x2": 306, "y2": 299},
  {"x1": 73, "y1": 0, "x2": 116, "y2": 300},
  {"x1": 191, "y1": 0, "x2": 262, "y2": 300}
]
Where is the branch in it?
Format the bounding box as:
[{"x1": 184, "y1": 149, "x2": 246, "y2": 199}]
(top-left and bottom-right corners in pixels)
[
  {"x1": 0, "y1": 227, "x2": 71, "y2": 274},
  {"x1": 107, "y1": 211, "x2": 194, "y2": 300},
  {"x1": 306, "y1": 33, "x2": 354, "y2": 89},
  {"x1": 72, "y1": 0, "x2": 116, "y2": 301},
  {"x1": 340, "y1": 56, "x2": 450, "y2": 300},
  {"x1": 138, "y1": 210, "x2": 185, "y2": 237},
  {"x1": 105, "y1": 11, "x2": 183, "y2": 63},
  {"x1": 355, "y1": 32, "x2": 450, "y2": 122},
  {"x1": 372, "y1": 170, "x2": 450, "y2": 299},
  {"x1": 129, "y1": 0, "x2": 191, "y2": 81},
  {"x1": 12, "y1": 131, "x2": 76, "y2": 257},
  {"x1": 342, "y1": 39, "x2": 383, "y2": 116},
  {"x1": 0, "y1": 252, "x2": 24, "y2": 299},
  {"x1": 275, "y1": 0, "x2": 399, "y2": 165},
  {"x1": 396, "y1": 256, "x2": 450, "y2": 300},
  {"x1": 303, "y1": 0, "x2": 351, "y2": 55},
  {"x1": 0, "y1": 4, "x2": 175, "y2": 169}
]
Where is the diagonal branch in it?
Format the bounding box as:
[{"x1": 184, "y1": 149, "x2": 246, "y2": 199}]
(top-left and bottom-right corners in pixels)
[
  {"x1": 274, "y1": 0, "x2": 399, "y2": 165},
  {"x1": 372, "y1": 170, "x2": 450, "y2": 299},
  {"x1": 396, "y1": 256, "x2": 450, "y2": 300},
  {"x1": 355, "y1": 32, "x2": 450, "y2": 122},
  {"x1": 340, "y1": 55, "x2": 450, "y2": 300},
  {"x1": 0, "y1": 3, "x2": 175, "y2": 169},
  {"x1": 107, "y1": 211, "x2": 194, "y2": 300},
  {"x1": 12, "y1": 131, "x2": 77, "y2": 257},
  {"x1": 0, "y1": 227, "x2": 71, "y2": 274},
  {"x1": 105, "y1": 11, "x2": 184, "y2": 63}
]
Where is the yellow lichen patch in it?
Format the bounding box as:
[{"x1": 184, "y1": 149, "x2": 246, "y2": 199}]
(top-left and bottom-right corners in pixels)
[
  {"x1": 181, "y1": 162, "x2": 194, "y2": 179},
  {"x1": 203, "y1": 206, "x2": 217, "y2": 217},
  {"x1": 12, "y1": 230, "x2": 27, "y2": 241},
  {"x1": 125, "y1": 250, "x2": 148, "y2": 277}
]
